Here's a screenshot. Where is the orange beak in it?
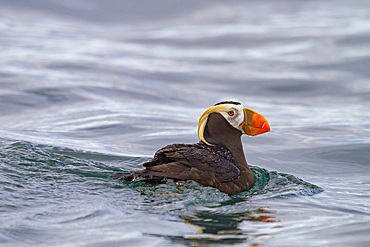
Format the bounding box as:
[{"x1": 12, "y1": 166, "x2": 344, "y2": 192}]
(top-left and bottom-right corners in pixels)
[{"x1": 240, "y1": 108, "x2": 270, "y2": 136}]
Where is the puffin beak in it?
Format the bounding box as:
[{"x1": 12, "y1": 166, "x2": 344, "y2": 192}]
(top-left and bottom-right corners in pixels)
[{"x1": 240, "y1": 108, "x2": 270, "y2": 136}]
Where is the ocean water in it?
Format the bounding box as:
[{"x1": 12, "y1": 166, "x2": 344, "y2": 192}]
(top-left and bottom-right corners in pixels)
[{"x1": 1, "y1": 0, "x2": 370, "y2": 246}]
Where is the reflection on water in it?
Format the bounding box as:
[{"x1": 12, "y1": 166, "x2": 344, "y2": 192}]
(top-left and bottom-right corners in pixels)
[
  {"x1": 178, "y1": 204, "x2": 279, "y2": 245},
  {"x1": 142, "y1": 193, "x2": 281, "y2": 245}
]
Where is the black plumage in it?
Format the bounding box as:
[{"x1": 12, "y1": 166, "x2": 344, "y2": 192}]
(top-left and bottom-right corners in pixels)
[{"x1": 113, "y1": 142, "x2": 240, "y2": 185}]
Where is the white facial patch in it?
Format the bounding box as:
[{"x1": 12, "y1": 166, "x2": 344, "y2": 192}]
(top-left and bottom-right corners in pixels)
[{"x1": 219, "y1": 104, "x2": 245, "y2": 131}]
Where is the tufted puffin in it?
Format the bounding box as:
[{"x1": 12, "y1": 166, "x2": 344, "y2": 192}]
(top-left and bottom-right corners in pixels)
[{"x1": 112, "y1": 101, "x2": 270, "y2": 196}]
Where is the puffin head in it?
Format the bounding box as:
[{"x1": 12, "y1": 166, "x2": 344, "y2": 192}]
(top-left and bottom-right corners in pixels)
[{"x1": 198, "y1": 101, "x2": 270, "y2": 146}]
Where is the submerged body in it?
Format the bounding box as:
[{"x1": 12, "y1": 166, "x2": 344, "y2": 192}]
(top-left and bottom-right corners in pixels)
[
  {"x1": 112, "y1": 141, "x2": 254, "y2": 195},
  {"x1": 112, "y1": 101, "x2": 270, "y2": 195}
]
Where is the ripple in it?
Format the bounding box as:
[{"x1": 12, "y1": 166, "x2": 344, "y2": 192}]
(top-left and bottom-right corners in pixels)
[
  {"x1": 246, "y1": 166, "x2": 324, "y2": 199},
  {"x1": 1, "y1": 0, "x2": 369, "y2": 245},
  {"x1": 125, "y1": 165, "x2": 323, "y2": 202}
]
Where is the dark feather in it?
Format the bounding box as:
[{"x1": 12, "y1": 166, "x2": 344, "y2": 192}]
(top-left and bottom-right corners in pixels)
[{"x1": 112, "y1": 142, "x2": 240, "y2": 188}]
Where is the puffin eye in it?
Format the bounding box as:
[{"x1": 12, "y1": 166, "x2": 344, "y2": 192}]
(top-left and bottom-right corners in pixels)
[{"x1": 227, "y1": 110, "x2": 234, "y2": 117}]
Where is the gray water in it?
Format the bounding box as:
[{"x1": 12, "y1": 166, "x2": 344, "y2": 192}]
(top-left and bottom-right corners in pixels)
[{"x1": 1, "y1": 0, "x2": 370, "y2": 246}]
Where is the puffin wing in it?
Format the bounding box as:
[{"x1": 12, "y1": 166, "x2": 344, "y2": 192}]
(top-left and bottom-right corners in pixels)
[{"x1": 140, "y1": 143, "x2": 240, "y2": 185}]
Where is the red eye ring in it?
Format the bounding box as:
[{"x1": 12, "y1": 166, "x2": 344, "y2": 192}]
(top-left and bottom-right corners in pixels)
[{"x1": 227, "y1": 110, "x2": 234, "y2": 116}]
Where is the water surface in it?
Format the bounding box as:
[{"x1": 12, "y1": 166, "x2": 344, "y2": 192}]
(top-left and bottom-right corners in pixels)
[{"x1": 1, "y1": 0, "x2": 370, "y2": 246}]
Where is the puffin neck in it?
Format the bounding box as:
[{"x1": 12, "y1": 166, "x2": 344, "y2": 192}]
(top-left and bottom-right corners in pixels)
[{"x1": 203, "y1": 113, "x2": 248, "y2": 168}]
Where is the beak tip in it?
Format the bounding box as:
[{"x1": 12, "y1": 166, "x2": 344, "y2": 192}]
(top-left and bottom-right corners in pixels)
[
  {"x1": 255, "y1": 114, "x2": 270, "y2": 129},
  {"x1": 264, "y1": 121, "x2": 271, "y2": 132},
  {"x1": 249, "y1": 113, "x2": 270, "y2": 136}
]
